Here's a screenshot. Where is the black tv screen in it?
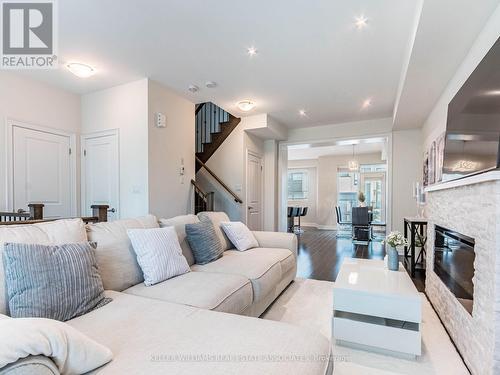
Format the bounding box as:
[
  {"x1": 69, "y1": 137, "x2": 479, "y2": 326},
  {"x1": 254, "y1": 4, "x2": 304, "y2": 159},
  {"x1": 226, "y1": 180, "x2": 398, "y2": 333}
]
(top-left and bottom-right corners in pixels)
[{"x1": 443, "y1": 37, "x2": 500, "y2": 182}]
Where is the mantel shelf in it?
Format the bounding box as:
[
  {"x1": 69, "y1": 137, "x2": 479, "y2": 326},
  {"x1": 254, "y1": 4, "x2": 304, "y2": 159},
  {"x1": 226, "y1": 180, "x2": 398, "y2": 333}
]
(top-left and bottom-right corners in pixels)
[{"x1": 425, "y1": 170, "x2": 500, "y2": 193}]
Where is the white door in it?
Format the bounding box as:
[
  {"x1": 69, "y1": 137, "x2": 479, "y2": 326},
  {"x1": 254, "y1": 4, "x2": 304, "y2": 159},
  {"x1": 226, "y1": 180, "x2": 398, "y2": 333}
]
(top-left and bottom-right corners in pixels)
[
  {"x1": 12, "y1": 125, "x2": 73, "y2": 218},
  {"x1": 82, "y1": 132, "x2": 119, "y2": 221},
  {"x1": 247, "y1": 152, "x2": 263, "y2": 230}
]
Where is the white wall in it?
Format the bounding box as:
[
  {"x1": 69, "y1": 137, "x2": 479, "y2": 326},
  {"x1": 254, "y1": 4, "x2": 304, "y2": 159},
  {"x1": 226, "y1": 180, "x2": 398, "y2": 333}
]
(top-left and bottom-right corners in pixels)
[
  {"x1": 81, "y1": 79, "x2": 149, "y2": 219},
  {"x1": 392, "y1": 129, "x2": 422, "y2": 232},
  {"x1": 263, "y1": 139, "x2": 279, "y2": 231},
  {"x1": 287, "y1": 161, "x2": 318, "y2": 226},
  {"x1": 148, "y1": 80, "x2": 195, "y2": 219},
  {"x1": 422, "y1": 5, "x2": 500, "y2": 148},
  {"x1": 0, "y1": 72, "x2": 81, "y2": 212}
]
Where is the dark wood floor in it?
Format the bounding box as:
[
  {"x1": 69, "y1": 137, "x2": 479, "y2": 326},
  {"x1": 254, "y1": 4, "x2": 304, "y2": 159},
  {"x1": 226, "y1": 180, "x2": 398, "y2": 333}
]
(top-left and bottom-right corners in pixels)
[{"x1": 296, "y1": 227, "x2": 426, "y2": 292}]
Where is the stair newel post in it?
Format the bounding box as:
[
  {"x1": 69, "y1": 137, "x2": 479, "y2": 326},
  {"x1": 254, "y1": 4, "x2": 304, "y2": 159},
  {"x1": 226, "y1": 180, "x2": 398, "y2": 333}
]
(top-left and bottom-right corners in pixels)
[
  {"x1": 91, "y1": 205, "x2": 109, "y2": 222},
  {"x1": 28, "y1": 203, "x2": 44, "y2": 220}
]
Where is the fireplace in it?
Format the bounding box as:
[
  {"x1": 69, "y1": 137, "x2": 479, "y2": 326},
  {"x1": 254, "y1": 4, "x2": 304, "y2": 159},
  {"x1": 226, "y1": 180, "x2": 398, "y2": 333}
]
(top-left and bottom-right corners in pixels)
[{"x1": 434, "y1": 225, "x2": 475, "y2": 314}]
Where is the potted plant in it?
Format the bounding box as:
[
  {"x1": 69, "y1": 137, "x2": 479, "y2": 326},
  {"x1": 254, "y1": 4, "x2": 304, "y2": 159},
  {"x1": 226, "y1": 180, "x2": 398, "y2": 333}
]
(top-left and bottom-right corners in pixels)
[
  {"x1": 383, "y1": 231, "x2": 409, "y2": 271},
  {"x1": 358, "y1": 191, "x2": 366, "y2": 207}
]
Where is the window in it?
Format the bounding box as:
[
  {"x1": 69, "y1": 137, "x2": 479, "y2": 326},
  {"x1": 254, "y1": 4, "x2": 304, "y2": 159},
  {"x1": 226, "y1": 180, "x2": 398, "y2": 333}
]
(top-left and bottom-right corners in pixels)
[{"x1": 287, "y1": 170, "x2": 308, "y2": 200}]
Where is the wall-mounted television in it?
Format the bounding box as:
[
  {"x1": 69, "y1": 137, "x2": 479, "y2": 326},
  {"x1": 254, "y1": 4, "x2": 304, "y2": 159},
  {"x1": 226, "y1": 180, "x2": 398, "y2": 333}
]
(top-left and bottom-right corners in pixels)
[{"x1": 442, "y1": 37, "x2": 500, "y2": 182}]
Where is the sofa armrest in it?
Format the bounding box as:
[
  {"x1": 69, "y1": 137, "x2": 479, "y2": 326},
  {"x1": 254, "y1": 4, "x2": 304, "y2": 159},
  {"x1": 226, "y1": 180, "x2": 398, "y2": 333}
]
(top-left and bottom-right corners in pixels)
[
  {"x1": 252, "y1": 231, "x2": 297, "y2": 259},
  {"x1": 0, "y1": 355, "x2": 60, "y2": 375}
]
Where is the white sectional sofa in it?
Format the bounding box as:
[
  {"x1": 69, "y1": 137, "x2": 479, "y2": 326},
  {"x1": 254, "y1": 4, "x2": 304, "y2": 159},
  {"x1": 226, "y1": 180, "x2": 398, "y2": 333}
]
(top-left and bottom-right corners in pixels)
[{"x1": 0, "y1": 212, "x2": 332, "y2": 375}]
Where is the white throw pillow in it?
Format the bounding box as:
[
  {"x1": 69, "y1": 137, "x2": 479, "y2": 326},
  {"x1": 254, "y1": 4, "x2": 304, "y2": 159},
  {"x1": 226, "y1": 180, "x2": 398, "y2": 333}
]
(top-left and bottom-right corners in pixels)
[
  {"x1": 127, "y1": 227, "x2": 190, "y2": 286},
  {"x1": 0, "y1": 316, "x2": 112, "y2": 374},
  {"x1": 220, "y1": 222, "x2": 259, "y2": 251}
]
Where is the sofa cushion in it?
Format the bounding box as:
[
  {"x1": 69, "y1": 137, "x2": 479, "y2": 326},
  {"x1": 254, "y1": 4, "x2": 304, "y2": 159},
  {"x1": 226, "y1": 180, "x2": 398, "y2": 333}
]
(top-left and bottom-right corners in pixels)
[
  {"x1": 0, "y1": 315, "x2": 112, "y2": 374},
  {"x1": 220, "y1": 221, "x2": 259, "y2": 251},
  {"x1": 124, "y1": 271, "x2": 252, "y2": 314},
  {"x1": 67, "y1": 291, "x2": 331, "y2": 375},
  {"x1": 159, "y1": 214, "x2": 199, "y2": 266},
  {"x1": 191, "y1": 248, "x2": 294, "y2": 302},
  {"x1": 86, "y1": 215, "x2": 159, "y2": 292},
  {"x1": 3, "y1": 242, "x2": 111, "y2": 321},
  {"x1": 197, "y1": 212, "x2": 233, "y2": 251},
  {"x1": 0, "y1": 355, "x2": 60, "y2": 375},
  {"x1": 127, "y1": 227, "x2": 190, "y2": 286},
  {"x1": 0, "y1": 219, "x2": 87, "y2": 315},
  {"x1": 185, "y1": 221, "x2": 223, "y2": 265}
]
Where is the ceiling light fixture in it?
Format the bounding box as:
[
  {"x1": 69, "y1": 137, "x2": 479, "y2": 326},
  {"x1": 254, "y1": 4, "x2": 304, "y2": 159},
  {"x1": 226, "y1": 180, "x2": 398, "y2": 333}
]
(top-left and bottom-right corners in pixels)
[
  {"x1": 362, "y1": 98, "x2": 372, "y2": 109},
  {"x1": 237, "y1": 100, "x2": 256, "y2": 112},
  {"x1": 355, "y1": 15, "x2": 368, "y2": 29},
  {"x1": 348, "y1": 144, "x2": 359, "y2": 171},
  {"x1": 299, "y1": 109, "x2": 307, "y2": 116},
  {"x1": 205, "y1": 81, "x2": 217, "y2": 89},
  {"x1": 247, "y1": 46, "x2": 258, "y2": 57},
  {"x1": 66, "y1": 62, "x2": 95, "y2": 78}
]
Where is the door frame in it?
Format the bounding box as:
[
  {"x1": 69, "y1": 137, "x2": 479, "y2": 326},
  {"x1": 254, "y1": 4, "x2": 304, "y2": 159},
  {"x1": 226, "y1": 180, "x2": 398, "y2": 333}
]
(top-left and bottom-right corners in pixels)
[
  {"x1": 245, "y1": 149, "x2": 264, "y2": 230},
  {"x1": 278, "y1": 133, "x2": 393, "y2": 232},
  {"x1": 80, "y1": 129, "x2": 120, "y2": 219},
  {"x1": 5, "y1": 118, "x2": 77, "y2": 216}
]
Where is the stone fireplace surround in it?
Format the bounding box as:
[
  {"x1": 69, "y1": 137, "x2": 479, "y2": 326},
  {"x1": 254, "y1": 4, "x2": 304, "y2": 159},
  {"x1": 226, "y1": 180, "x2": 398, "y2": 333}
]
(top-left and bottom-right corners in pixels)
[{"x1": 426, "y1": 171, "x2": 500, "y2": 375}]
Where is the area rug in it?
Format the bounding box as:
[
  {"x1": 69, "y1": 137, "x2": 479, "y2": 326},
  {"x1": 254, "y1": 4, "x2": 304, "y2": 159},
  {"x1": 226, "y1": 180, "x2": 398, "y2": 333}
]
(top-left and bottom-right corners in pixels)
[{"x1": 262, "y1": 278, "x2": 469, "y2": 375}]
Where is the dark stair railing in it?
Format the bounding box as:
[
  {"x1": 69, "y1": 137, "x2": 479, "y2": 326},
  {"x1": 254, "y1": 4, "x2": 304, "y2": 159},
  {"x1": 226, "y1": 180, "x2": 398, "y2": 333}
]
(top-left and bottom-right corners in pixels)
[
  {"x1": 191, "y1": 179, "x2": 214, "y2": 214},
  {"x1": 196, "y1": 157, "x2": 243, "y2": 204}
]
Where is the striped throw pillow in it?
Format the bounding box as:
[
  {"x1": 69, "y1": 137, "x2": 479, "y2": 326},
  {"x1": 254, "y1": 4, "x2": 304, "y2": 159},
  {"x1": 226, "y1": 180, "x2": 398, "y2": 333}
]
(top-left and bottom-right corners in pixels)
[
  {"x1": 127, "y1": 227, "x2": 190, "y2": 286},
  {"x1": 3, "y1": 242, "x2": 111, "y2": 321},
  {"x1": 220, "y1": 222, "x2": 259, "y2": 251},
  {"x1": 185, "y1": 221, "x2": 223, "y2": 265}
]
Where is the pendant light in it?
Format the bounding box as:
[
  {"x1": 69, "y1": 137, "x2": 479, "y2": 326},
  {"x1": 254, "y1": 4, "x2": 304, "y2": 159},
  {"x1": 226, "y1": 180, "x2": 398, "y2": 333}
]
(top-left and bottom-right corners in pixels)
[{"x1": 348, "y1": 144, "x2": 359, "y2": 171}]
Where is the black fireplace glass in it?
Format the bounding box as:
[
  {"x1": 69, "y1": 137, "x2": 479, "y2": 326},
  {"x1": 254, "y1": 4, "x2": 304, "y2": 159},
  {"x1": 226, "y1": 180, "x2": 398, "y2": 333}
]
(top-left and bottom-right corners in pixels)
[{"x1": 434, "y1": 225, "x2": 475, "y2": 314}]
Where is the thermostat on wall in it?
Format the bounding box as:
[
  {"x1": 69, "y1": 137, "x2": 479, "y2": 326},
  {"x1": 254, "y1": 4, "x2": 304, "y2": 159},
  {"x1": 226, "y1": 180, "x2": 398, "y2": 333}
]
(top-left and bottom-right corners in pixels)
[{"x1": 155, "y1": 113, "x2": 167, "y2": 128}]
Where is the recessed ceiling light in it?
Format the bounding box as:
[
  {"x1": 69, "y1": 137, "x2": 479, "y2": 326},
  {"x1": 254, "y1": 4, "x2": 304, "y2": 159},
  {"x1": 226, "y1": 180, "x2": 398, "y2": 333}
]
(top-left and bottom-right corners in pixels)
[
  {"x1": 237, "y1": 100, "x2": 256, "y2": 112},
  {"x1": 247, "y1": 46, "x2": 258, "y2": 57},
  {"x1": 205, "y1": 81, "x2": 217, "y2": 89},
  {"x1": 66, "y1": 62, "x2": 95, "y2": 78},
  {"x1": 188, "y1": 84, "x2": 199, "y2": 93},
  {"x1": 355, "y1": 15, "x2": 368, "y2": 29},
  {"x1": 362, "y1": 98, "x2": 372, "y2": 109},
  {"x1": 299, "y1": 109, "x2": 307, "y2": 116}
]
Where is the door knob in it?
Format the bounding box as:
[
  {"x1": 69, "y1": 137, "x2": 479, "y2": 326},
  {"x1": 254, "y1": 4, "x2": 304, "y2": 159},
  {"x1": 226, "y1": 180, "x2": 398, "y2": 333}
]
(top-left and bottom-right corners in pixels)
[
  {"x1": 108, "y1": 208, "x2": 116, "y2": 213},
  {"x1": 248, "y1": 206, "x2": 254, "y2": 210}
]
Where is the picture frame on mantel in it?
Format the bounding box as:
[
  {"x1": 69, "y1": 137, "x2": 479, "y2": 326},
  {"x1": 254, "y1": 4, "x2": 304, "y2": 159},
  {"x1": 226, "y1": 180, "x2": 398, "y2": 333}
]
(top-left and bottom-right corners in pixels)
[
  {"x1": 423, "y1": 151, "x2": 429, "y2": 187},
  {"x1": 435, "y1": 133, "x2": 445, "y2": 183},
  {"x1": 423, "y1": 131, "x2": 446, "y2": 186}
]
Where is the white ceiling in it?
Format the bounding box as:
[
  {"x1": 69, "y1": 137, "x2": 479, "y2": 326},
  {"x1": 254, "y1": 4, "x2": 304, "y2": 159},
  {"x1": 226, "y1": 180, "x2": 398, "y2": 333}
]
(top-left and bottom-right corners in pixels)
[
  {"x1": 288, "y1": 140, "x2": 384, "y2": 160},
  {"x1": 18, "y1": 0, "x2": 500, "y2": 130}
]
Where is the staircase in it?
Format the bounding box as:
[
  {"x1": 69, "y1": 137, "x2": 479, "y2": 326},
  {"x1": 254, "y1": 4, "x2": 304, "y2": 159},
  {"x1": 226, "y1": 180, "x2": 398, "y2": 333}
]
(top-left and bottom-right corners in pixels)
[
  {"x1": 195, "y1": 102, "x2": 241, "y2": 171},
  {"x1": 193, "y1": 102, "x2": 242, "y2": 214}
]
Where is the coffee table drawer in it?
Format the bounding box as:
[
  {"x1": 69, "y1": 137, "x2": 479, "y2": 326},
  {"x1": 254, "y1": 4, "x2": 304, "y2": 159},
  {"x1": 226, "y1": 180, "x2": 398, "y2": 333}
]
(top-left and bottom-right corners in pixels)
[{"x1": 333, "y1": 311, "x2": 421, "y2": 356}]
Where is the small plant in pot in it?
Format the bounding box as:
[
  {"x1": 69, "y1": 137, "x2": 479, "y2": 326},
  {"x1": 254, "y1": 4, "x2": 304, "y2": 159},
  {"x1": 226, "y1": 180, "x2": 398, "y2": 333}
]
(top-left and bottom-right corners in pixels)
[
  {"x1": 358, "y1": 191, "x2": 366, "y2": 207},
  {"x1": 383, "y1": 231, "x2": 409, "y2": 271}
]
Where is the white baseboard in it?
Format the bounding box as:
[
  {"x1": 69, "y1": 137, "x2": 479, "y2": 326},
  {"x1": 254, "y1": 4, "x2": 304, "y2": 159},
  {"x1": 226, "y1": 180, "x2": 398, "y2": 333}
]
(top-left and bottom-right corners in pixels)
[{"x1": 317, "y1": 225, "x2": 337, "y2": 230}]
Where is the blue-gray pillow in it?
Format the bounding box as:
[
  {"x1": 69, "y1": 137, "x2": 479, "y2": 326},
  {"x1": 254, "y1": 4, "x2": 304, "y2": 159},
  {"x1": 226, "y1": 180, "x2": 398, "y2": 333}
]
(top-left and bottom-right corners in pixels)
[
  {"x1": 3, "y1": 242, "x2": 111, "y2": 321},
  {"x1": 185, "y1": 221, "x2": 223, "y2": 265}
]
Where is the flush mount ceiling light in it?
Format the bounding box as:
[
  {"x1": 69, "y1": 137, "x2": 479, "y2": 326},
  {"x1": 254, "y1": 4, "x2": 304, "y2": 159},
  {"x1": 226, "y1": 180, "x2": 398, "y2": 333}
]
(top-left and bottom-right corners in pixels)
[
  {"x1": 188, "y1": 84, "x2": 199, "y2": 93},
  {"x1": 355, "y1": 15, "x2": 368, "y2": 29},
  {"x1": 66, "y1": 62, "x2": 95, "y2": 78},
  {"x1": 205, "y1": 81, "x2": 217, "y2": 89},
  {"x1": 299, "y1": 109, "x2": 307, "y2": 116},
  {"x1": 247, "y1": 46, "x2": 258, "y2": 57},
  {"x1": 237, "y1": 100, "x2": 256, "y2": 112}
]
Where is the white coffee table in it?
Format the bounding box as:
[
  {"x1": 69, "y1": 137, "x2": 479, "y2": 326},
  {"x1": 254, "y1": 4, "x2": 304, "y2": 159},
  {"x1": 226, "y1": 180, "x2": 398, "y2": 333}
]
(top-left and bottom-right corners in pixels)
[{"x1": 333, "y1": 258, "x2": 421, "y2": 357}]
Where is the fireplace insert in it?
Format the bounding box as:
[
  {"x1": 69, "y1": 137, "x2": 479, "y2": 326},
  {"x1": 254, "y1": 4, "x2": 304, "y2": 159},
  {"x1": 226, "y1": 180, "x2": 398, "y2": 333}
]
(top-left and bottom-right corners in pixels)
[{"x1": 434, "y1": 225, "x2": 475, "y2": 314}]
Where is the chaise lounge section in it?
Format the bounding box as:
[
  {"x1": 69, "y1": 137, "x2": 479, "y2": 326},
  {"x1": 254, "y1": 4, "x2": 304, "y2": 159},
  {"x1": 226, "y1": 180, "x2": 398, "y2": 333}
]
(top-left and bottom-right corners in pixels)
[{"x1": 0, "y1": 212, "x2": 332, "y2": 374}]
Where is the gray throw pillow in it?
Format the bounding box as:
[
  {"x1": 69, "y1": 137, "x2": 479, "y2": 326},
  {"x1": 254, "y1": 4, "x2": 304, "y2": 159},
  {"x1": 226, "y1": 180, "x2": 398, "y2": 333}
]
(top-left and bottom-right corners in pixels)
[
  {"x1": 3, "y1": 242, "x2": 111, "y2": 321},
  {"x1": 185, "y1": 221, "x2": 223, "y2": 265}
]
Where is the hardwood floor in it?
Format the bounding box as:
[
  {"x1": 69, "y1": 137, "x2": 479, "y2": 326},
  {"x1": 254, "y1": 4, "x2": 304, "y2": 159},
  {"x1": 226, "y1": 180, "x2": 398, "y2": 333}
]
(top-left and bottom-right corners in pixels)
[{"x1": 296, "y1": 226, "x2": 426, "y2": 292}]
